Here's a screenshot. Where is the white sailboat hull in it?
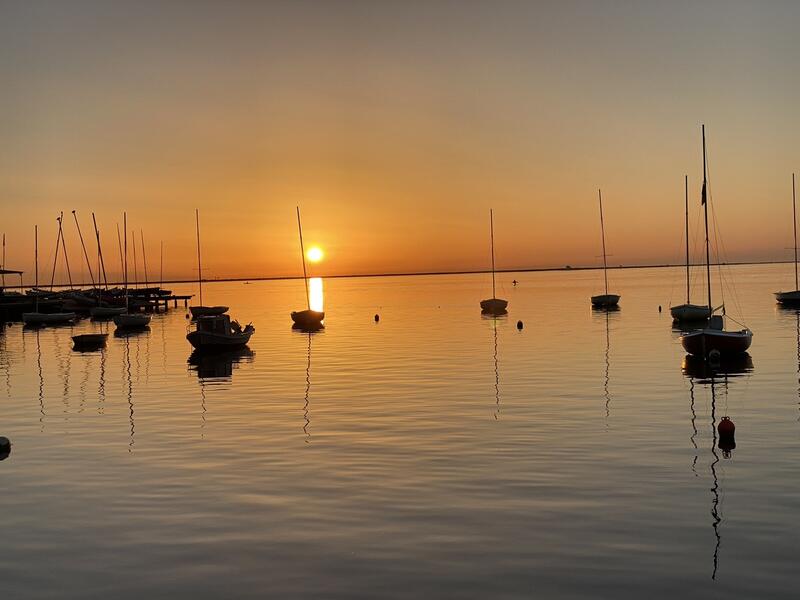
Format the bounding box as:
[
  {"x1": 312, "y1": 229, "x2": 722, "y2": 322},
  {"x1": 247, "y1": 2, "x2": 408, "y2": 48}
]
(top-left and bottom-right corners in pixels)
[
  {"x1": 670, "y1": 303, "x2": 712, "y2": 321},
  {"x1": 22, "y1": 312, "x2": 76, "y2": 325}
]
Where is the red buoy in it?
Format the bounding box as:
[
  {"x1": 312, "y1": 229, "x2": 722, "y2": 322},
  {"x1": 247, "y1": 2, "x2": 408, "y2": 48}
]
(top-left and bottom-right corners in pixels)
[{"x1": 717, "y1": 416, "x2": 735, "y2": 437}]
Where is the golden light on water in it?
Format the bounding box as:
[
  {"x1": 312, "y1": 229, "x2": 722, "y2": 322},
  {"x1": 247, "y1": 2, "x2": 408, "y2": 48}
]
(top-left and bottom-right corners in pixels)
[
  {"x1": 309, "y1": 277, "x2": 324, "y2": 312},
  {"x1": 307, "y1": 247, "x2": 324, "y2": 263}
]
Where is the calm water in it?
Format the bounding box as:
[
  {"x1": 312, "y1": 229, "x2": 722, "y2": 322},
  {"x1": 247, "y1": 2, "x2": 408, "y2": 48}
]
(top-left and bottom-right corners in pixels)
[{"x1": 1, "y1": 265, "x2": 799, "y2": 598}]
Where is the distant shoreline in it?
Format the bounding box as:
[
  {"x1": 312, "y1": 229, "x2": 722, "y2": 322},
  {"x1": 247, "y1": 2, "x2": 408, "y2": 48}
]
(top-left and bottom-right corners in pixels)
[{"x1": 1, "y1": 259, "x2": 792, "y2": 290}]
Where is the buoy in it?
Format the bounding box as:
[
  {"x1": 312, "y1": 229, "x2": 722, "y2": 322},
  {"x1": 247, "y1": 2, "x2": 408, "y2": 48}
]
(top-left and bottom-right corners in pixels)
[
  {"x1": 658, "y1": 305, "x2": 662, "y2": 313},
  {"x1": 374, "y1": 314, "x2": 380, "y2": 323},
  {"x1": 185, "y1": 313, "x2": 190, "y2": 319},
  {"x1": 718, "y1": 416, "x2": 735, "y2": 437},
  {"x1": 0, "y1": 436, "x2": 10, "y2": 460},
  {"x1": 517, "y1": 320, "x2": 523, "y2": 330}
]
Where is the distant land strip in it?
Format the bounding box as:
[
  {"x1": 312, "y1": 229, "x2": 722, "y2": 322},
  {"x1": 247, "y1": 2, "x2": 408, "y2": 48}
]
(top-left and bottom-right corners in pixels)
[{"x1": 2, "y1": 259, "x2": 793, "y2": 290}]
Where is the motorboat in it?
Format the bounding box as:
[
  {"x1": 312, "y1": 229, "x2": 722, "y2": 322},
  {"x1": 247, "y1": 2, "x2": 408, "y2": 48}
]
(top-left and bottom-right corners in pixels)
[{"x1": 187, "y1": 314, "x2": 254, "y2": 350}]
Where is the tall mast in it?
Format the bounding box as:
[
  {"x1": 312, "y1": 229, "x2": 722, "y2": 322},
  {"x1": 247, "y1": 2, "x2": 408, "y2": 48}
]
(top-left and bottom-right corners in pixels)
[
  {"x1": 123, "y1": 212, "x2": 128, "y2": 310},
  {"x1": 50, "y1": 214, "x2": 62, "y2": 290},
  {"x1": 34, "y1": 225, "x2": 39, "y2": 312},
  {"x1": 141, "y1": 230, "x2": 149, "y2": 288},
  {"x1": 91, "y1": 213, "x2": 109, "y2": 289},
  {"x1": 131, "y1": 226, "x2": 138, "y2": 289},
  {"x1": 793, "y1": 173, "x2": 798, "y2": 290},
  {"x1": 685, "y1": 175, "x2": 690, "y2": 304},
  {"x1": 296, "y1": 206, "x2": 310, "y2": 311},
  {"x1": 195, "y1": 209, "x2": 203, "y2": 306},
  {"x1": 116, "y1": 223, "x2": 124, "y2": 282},
  {"x1": 490, "y1": 209, "x2": 497, "y2": 299},
  {"x1": 72, "y1": 210, "x2": 96, "y2": 289},
  {"x1": 702, "y1": 125, "x2": 712, "y2": 310},
  {"x1": 1, "y1": 233, "x2": 5, "y2": 287},
  {"x1": 598, "y1": 189, "x2": 609, "y2": 295},
  {"x1": 160, "y1": 241, "x2": 164, "y2": 289}
]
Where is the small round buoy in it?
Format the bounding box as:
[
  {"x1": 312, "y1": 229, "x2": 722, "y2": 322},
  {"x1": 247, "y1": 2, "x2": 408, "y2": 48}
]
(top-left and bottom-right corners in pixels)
[
  {"x1": 718, "y1": 416, "x2": 735, "y2": 437},
  {"x1": 517, "y1": 320, "x2": 523, "y2": 330},
  {"x1": 0, "y1": 436, "x2": 10, "y2": 460},
  {"x1": 658, "y1": 305, "x2": 662, "y2": 313},
  {"x1": 374, "y1": 314, "x2": 380, "y2": 323}
]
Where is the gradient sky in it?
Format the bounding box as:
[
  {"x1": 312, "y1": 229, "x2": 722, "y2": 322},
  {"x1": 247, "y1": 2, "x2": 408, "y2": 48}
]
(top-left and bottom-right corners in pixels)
[{"x1": 2, "y1": 0, "x2": 800, "y2": 283}]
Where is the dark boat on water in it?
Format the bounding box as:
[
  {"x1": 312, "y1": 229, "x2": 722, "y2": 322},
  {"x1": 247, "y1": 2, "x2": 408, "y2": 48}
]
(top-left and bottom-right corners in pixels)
[
  {"x1": 680, "y1": 125, "x2": 752, "y2": 358},
  {"x1": 187, "y1": 314, "x2": 254, "y2": 350},
  {"x1": 291, "y1": 207, "x2": 324, "y2": 330},
  {"x1": 590, "y1": 189, "x2": 620, "y2": 309}
]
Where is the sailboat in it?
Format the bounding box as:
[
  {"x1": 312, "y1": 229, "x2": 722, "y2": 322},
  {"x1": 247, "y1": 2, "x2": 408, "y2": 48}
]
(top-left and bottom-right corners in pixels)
[
  {"x1": 775, "y1": 173, "x2": 800, "y2": 305},
  {"x1": 291, "y1": 207, "x2": 324, "y2": 330},
  {"x1": 189, "y1": 209, "x2": 228, "y2": 319},
  {"x1": 671, "y1": 175, "x2": 712, "y2": 321},
  {"x1": 680, "y1": 125, "x2": 752, "y2": 357},
  {"x1": 113, "y1": 213, "x2": 151, "y2": 329},
  {"x1": 22, "y1": 225, "x2": 77, "y2": 325},
  {"x1": 590, "y1": 190, "x2": 620, "y2": 308},
  {"x1": 479, "y1": 209, "x2": 508, "y2": 315}
]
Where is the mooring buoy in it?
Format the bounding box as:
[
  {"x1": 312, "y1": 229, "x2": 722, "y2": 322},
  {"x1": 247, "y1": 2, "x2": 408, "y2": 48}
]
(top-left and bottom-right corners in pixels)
[
  {"x1": 658, "y1": 305, "x2": 662, "y2": 313},
  {"x1": 0, "y1": 436, "x2": 10, "y2": 459},
  {"x1": 718, "y1": 416, "x2": 735, "y2": 437},
  {"x1": 517, "y1": 320, "x2": 523, "y2": 330},
  {"x1": 374, "y1": 314, "x2": 380, "y2": 323}
]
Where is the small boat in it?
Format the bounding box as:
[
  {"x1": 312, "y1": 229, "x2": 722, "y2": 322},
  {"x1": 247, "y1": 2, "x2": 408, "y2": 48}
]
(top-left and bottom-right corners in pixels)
[
  {"x1": 671, "y1": 175, "x2": 711, "y2": 322},
  {"x1": 291, "y1": 207, "x2": 324, "y2": 330},
  {"x1": 22, "y1": 311, "x2": 76, "y2": 325},
  {"x1": 187, "y1": 314, "x2": 254, "y2": 350},
  {"x1": 90, "y1": 305, "x2": 126, "y2": 318},
  {"x1": 775, "y1": 173, "x2": 800, "y2": 306},
  {"x1": 590, "y1": 190, "x2": 620, "y2": 308},
  {"x1": 21, "y1": 225, "x2": 77, "y2": 325},
  {"x1": 72, "y1": 333, "x2": 108, "y2": 349},
  {"x1": 680, "y1": 125, "x2": 752, "y2": 358},
  {"x1": 190, "y1": 305, "x2": 229, "y2": 318},
  {"x1": 189, "y1": 209, "x2": 228, "y2": 318},
  {"x1": 480, "y1": 209, "x2": 508, "y2": 315}
]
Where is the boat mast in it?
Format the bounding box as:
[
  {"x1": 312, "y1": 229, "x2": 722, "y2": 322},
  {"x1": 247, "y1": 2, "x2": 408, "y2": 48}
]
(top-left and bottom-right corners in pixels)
[
  {"x1": 598, "y1": 189, "x2": 609, "y2": 296},
  {"x1": 34, "y1": 225, "x2": 39, "y2": 312},
  {"x1": 123, "y1": 212, "x2": 128, "y2": 310},
  {"x1": 160, "y1": 241, "x2": 164, "y2": 289},
  {"x1": 91, "y1": 213, "x2": 109, "y2": 289},
  {"x1": 141, "y1": 230, "x2": 149, "y2": 288},
  {"x1": 2, "y1": 233, "x2": 5, "y2": 287},
  {"x1": 296, "y1": 206, "x2": 310, "y2": 311},
  {"x1": 685, "y1": 175, "x2": 690, "y2": 304},
  {"x1": 793, "y1": 173, "x2": 798, "y2": 290},
  {"x1": 72, "y1": 210, "x2": 96, "y2": 290},
  {"x1": 702, "y1": 125, "x2": 712, "y2": 311},
  {"x1": 490, "y1": 209, "x2": 497, "y2": 299},
  {"x1": 195, "y1": 209, "x2": 203, "y2": 307}
]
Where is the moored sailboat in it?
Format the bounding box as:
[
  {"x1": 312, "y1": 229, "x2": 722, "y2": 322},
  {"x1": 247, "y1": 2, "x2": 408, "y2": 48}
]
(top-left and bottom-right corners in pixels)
[
  {"x1": 189, "y1": 209, "x2": 228, "y2": 319},
  {"x1": 113, "y1": 213, "x2": 151, "y2": 330},
  {"x1": 680, "y1": 125, "x2": 752, "y2": 357},
  {"x1": 671, "y1": 175, "x2": 712, "y2": 322},
  {"x1": 590, "y1": 190, "x2": 620, "y2": 308},
  {"x1": 291, "y1": 207, "x2": 324, "y2": 330},
  {"x1": 775, "y1": 173, "x2": 800, "y2": 305},
  {"x1": 22, "y1": 225, "x2": 77, "y2": 325},
  {"x1": 479, "y1": 209, "x2": 508, "y2": 315}
]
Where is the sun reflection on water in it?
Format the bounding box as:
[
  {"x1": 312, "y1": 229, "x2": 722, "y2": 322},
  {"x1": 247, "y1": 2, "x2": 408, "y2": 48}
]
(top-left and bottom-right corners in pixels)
[{"x1": 309, "y1": 277, "x2": 324, "y2": 312}]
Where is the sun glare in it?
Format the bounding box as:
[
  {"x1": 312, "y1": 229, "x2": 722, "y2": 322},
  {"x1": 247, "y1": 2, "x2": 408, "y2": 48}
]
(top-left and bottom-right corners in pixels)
[{"x1": 307, "y1": 246, "x2": 324, "y2": 263}]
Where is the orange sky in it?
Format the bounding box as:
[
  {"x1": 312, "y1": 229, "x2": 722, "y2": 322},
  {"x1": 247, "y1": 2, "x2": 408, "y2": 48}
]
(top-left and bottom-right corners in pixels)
[{"x1": 2, "y1": 1, "x2": 800, "y2": 285}]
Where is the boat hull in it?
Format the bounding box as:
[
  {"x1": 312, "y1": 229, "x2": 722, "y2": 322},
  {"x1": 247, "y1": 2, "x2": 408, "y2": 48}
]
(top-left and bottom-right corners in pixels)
[
  {"x1": 670, "y1": 303, "x2": 712, "y2": 321},
  {"x1": 113, "y1": 313, "x2": 152, "y2": 328},
  {"x1": 291, "y1": 309, "x2": 324, "y2": 330},
  {"x1": 186, "y1": 329, "x2": 253, "y2": 350},
  {"x1": 680, "y1": 328, "x2": 753, "y2": 357},
  {"x1": 72, "y1": 333, "x2": 108, "y2": 349},
  {"x1": 90, "y1": 306, "x2": 126, "y2": 318},
  {"x1": 480, "y1": 298, "x2": 508, "y2": 315},
  {"x1": 22, "y1": 312, "x2": 76, "y2": 325},
  {"x1": 190, "y1": 306, "x2": 229, "y2": 318},
  {"x1": 591, "y1": 294, "x2": 620, "y2": 308},
  {"x1": 775, "y1": 290, "x2": 800, "y2": 305}
]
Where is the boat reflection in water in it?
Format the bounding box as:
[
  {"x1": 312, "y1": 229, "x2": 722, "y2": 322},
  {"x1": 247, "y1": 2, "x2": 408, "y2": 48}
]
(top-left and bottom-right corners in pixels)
[
  {"x1": 682, "y1": 353, "x2": 752, "y2": 581},
  {"x1": 114, "y1": 325, "x2": 150, "y2": 338},
  {"x1": 593, "y1": 307, "x2": 618, "y2": 421},
  {"x1": 481, "y1": 313, "x2": 504, "y2": 418},
  {"x1": 188, "y1": 347, "x2": 254, "y2": 380}
]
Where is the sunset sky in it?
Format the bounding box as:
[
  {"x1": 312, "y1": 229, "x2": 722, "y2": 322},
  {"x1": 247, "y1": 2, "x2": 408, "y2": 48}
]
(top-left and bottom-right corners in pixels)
[{"x1": 2, "y1": 0, "x2": 800, "y2": 284}]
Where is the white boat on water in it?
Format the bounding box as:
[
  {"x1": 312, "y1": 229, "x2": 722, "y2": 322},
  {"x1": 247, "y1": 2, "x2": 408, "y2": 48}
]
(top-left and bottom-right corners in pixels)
[
  {"x1": 479, "y1": 209, "x2": 508, "y2": 315},
  {"x1": 671, "y1": 175, "x2": 711, "y2": 322},
  {"x1": 187, "y1": 314, "x2": 254, "y2": 350}
]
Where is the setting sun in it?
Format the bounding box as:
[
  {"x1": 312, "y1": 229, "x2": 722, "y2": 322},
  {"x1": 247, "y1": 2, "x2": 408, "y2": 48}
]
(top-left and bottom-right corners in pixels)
[{"x1": 306, "y1": 246, "x2": 324, "y2": 263}]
